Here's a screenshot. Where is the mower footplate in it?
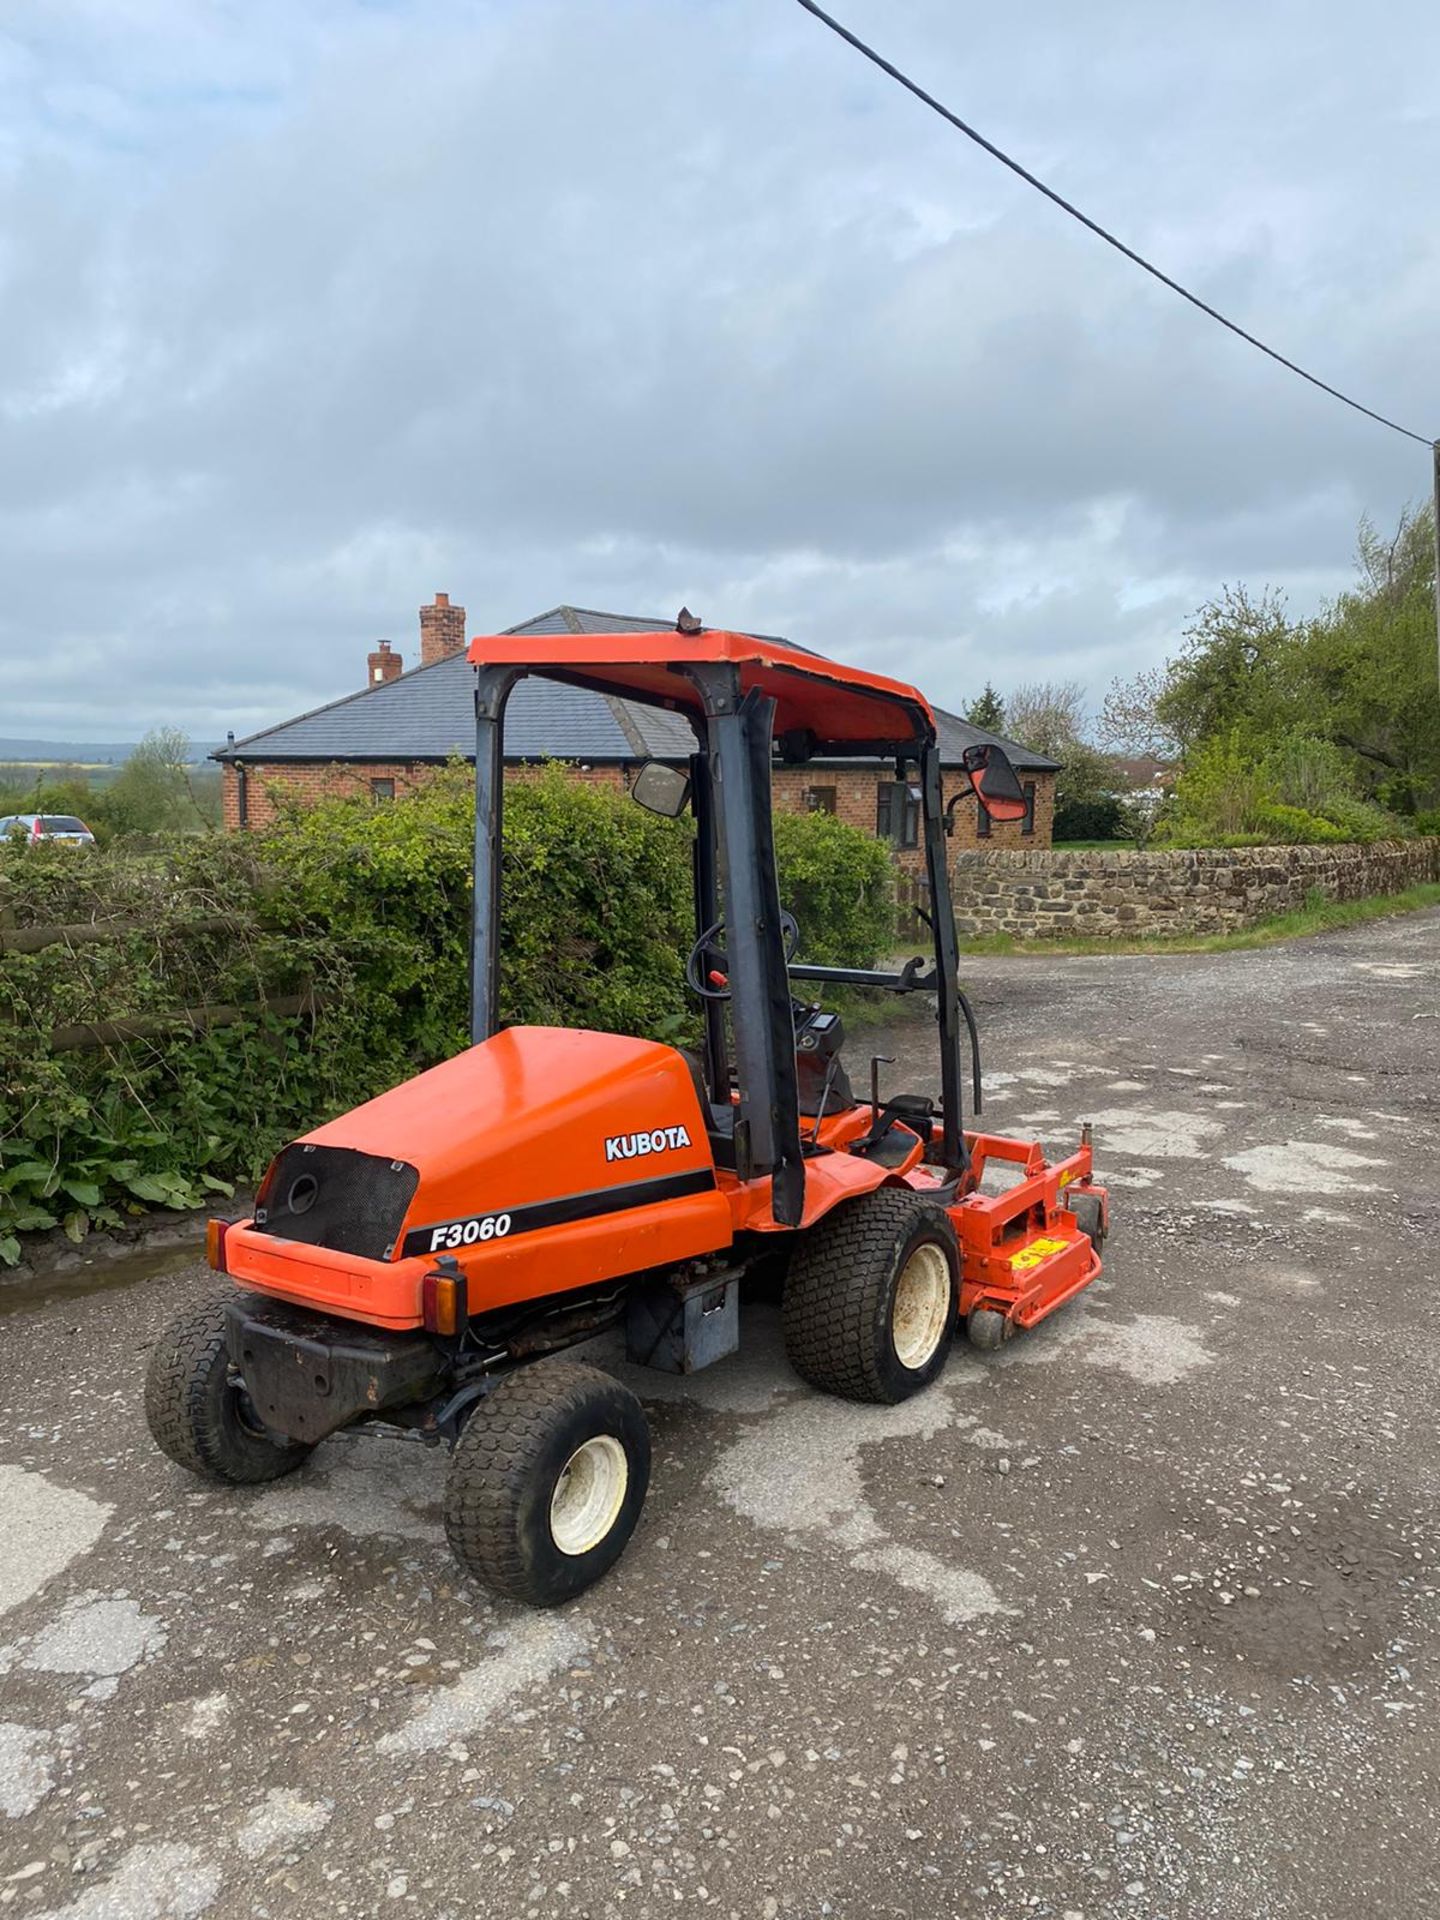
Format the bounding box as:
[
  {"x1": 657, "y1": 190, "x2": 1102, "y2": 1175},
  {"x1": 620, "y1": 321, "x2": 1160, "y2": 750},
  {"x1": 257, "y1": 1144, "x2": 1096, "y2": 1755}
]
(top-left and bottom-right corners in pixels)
[
  {"x1": 948, "y1": 1131, "x2": 1108, "y2": 1336},
  {"x1": 980, "y1": 1225, "x2": 1099, "y2": 1330},
  {"x1": 224, "y1": 1294, "x2": 446, "y2": 1446}
]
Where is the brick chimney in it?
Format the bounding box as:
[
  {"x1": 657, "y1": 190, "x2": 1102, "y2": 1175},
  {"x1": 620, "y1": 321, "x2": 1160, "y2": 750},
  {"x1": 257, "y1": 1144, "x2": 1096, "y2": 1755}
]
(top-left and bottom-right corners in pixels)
[
  {"x1": 419, "y1": 591, "x2": 467, "y2": 668},
  {"x1": 366, "y1": 639, "x2": 403, "y2": 687}
]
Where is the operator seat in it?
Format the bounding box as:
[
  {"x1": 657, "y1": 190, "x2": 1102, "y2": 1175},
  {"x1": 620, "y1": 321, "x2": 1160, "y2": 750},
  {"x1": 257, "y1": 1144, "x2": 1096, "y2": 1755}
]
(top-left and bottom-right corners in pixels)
[
  {"x1": 678, "y1": 1048, "x2": 740, "y2": 1170},
  {"x1": 678, "y1": 1018, "x2": 862, "y2": 1177}
]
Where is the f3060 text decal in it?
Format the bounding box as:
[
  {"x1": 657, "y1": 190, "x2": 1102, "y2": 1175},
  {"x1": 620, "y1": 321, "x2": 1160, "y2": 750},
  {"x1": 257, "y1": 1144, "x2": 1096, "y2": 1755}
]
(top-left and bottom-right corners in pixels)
[{"x1": 428, "y1": 1213, "x2": 512, "y2": 1252}]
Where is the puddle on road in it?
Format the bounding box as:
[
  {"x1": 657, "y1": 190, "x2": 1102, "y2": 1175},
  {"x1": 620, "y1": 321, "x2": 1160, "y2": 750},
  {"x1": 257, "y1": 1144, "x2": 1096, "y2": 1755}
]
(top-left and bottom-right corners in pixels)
[{"x1": 0, "y1": 1238, "x2": 201, "y2": 1320}]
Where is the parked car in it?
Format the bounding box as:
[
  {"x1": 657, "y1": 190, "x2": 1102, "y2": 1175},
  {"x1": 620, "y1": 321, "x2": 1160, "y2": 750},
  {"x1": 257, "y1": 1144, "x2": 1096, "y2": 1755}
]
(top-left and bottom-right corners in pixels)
[{"x1": 0, "y1": 813, "x2": 97, "y2": 847}]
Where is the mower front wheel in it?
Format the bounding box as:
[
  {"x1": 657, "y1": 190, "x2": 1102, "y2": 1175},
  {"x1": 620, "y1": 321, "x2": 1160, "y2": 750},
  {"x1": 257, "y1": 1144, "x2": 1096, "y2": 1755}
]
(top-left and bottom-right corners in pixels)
[
  {"x1": 144, "y1": 1292, "x2": 312, "y2": 1485},
  {"x1": 1065, "y1": 1188, "x2": 1107, "y2": 1255},
  {"x1": 966, "y1": 1306, "x2": 1013, "y2": 1352},
  {"x1": 444, "y1": 1360, "x2": 651, "y2": 1608},
  {"x1": 783, "y1": 1189, "x2": 958, "y2": 1404}
]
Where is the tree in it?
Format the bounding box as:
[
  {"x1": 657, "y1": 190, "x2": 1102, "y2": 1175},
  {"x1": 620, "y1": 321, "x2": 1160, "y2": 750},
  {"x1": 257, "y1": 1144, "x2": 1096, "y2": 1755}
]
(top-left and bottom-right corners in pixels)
[
  {"x1": 1048, "y1": 741, "x2": 1123, "y2": 840},
  {"x1": 964, "y1": 682, "x2": 1006, "y2": 733},
  {"x1": 1092, "y1": 503, "x2": 1435, "y2": 845},
  {"x1": 1003, "y1": 680, "x2": 1121, "y2": 840},
  {"x1": 1291, "y1": 505, "x2": 1439, "y2": 812},
  {"x1": 1004, "y1": 680, "x2": 1090, "y2": 761},
  {"x1": 1152, "y1": 585, "x2": 1300, "y2": 755},
  {"x1": 1096, "y1": 666, "x2": 1180, "y2": 761},
  {"x1": 106, "y1": 728, "x2": 211, "y2": 835},
  {"x1": 1113, "y1": 787, "x2": 1165, "y2": 851},
  {"x1": 1354, "y1": 502, "x2": 1434, "y2": 601}
]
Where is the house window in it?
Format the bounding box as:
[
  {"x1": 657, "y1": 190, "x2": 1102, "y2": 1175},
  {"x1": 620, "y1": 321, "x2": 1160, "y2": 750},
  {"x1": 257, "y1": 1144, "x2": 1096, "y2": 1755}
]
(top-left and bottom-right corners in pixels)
[
  {"x1": 806, "y1": 785, "x2": 837, "y2": 814},
  {"x1": 976, "y1": 801, "x2": 991, "y2": 839},
  {"x1": 370, "y1": 777, "x2": 396, "y2": 802},
  {"x1": 876, "y1": 781, "x2": 919, "y2": 849}
]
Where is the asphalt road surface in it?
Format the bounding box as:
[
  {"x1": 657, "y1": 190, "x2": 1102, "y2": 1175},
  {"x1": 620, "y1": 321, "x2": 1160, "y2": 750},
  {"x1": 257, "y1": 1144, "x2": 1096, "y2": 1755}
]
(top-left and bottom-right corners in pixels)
[{"x1": 2, "y1": 909, "x2": 1438, "y2": 1919}]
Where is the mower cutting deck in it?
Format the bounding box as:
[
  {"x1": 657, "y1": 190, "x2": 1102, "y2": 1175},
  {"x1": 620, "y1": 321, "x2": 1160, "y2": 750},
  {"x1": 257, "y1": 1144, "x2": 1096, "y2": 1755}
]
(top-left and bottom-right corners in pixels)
[{"x1": 146, "y1": 616, "x2": 1107, "y2": 1607}]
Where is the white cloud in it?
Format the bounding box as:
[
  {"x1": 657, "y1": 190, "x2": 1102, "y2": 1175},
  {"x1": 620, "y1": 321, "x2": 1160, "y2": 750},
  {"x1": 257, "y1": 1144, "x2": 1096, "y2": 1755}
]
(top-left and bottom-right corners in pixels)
[{"x1": 0, "y1": 0, "x2": 1434, "y2": 741}]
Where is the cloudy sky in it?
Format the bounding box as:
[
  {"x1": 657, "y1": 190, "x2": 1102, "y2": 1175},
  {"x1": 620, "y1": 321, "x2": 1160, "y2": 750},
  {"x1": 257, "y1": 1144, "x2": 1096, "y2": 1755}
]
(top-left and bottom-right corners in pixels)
[{"x1": 2, "y1": 0, "x2": 1436, "y2": 746}]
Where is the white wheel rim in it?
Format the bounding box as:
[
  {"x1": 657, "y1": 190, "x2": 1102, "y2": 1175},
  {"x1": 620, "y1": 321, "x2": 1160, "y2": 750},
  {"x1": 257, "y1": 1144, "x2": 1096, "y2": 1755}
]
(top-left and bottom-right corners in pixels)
[
  {"x1": 891, "y1": 1243, "x2": 952, "y2": 1371},
  {"x1": 549, "y1": 1435, "x2": 629, "y2": 1557}
]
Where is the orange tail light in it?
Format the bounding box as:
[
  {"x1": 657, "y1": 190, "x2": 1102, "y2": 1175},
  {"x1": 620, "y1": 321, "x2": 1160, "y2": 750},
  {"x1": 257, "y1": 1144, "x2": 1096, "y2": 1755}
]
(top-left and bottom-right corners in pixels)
[
  {"x1": 205, "y1": 1218, "x2": 230, "y2": 1273},
  {"x1": 422, "y1": 1267, "x2": 467, "y2": 1337}
]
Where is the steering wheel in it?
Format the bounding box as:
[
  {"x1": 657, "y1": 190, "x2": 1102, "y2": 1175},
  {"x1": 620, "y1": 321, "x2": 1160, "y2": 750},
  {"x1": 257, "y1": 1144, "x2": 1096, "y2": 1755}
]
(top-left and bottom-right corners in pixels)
[{"x1": 685, "y1": 912, "x2": 800, "y2": 1001}]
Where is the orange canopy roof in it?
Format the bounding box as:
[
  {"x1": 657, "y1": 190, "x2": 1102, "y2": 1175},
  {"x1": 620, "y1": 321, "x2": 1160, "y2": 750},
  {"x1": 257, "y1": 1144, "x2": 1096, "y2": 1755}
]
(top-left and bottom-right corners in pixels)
[{"x1": 466, "y1": 627, "x2": 935, "y2": 754}]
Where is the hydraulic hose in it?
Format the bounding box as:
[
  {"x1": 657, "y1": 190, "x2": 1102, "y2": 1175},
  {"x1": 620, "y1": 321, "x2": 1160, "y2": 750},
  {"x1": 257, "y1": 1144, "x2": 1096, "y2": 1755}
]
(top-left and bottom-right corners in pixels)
[{"x1": 956, "y1": 986, "x2": 983, "y2": 1117}]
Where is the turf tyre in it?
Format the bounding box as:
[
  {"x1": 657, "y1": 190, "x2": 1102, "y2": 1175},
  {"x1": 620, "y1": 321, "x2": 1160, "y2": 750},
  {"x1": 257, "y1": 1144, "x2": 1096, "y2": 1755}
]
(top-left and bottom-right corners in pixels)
[
  {"x1": 966, "y1": 1306, "x2": 1012, "y2": 1352},
  {"x1": 444, "y1": 1360, "x2": 651, "y2": 1607},
  {"x1": 783, "y1": 1189, "x2": 958, "y2": 1404},
  {"x1": 1065, "y1": 1188, "x2": 1107, "y2": 1254},
  {"x1": 144, "y1": 1292, "x2": 312, "y2": 1484}
]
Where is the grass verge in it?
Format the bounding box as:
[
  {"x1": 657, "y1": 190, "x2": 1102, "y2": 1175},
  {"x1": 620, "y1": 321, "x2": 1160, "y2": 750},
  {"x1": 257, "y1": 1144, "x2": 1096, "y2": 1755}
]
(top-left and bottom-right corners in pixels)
[{"x1": 957, "y1": 882, "x2": 1440, "y2": 958}]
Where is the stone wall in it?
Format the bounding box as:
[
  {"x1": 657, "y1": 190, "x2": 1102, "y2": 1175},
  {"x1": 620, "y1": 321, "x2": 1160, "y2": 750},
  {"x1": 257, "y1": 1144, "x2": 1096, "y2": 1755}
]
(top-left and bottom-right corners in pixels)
[{"x1": 952, "y1": 839, "x2": 1440, "y2": 940}]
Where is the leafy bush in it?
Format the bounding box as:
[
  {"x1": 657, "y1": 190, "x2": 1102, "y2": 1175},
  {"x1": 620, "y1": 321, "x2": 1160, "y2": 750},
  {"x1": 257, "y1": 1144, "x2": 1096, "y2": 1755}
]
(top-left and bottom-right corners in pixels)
[
  {"x1": 1164, "y1": 727, "x2": 1406, "y2": 847},
  {"x1": 1, "y1": 766, "x2": 898, "y2": 1261},
  {"x1": 0, "y1": 836, "x2": 350, "y2": 1264},
  {"x1": 1103, "y1": 508, "x2": 1439, "y2": 823},
  {"x1": 261, "y1": 762, "x2": 695, "y2": 1068},
  {"x1": 1258, "y1": 732, "x2": 1354, "y2": 817},
  {"x1": 1318, "y1": 792, "x2": 1407, "y2": 843},
  {"x1": 1161, "y1": 730, "x2": 1269, "y2": 845},
  {"x1": 1114, "y1": 789, "x2": 1168, "y2": 850},
  {"x1": 1246, "y1": 802, "x2": 1347, "y2": 845},
  {"x1": 772, "y1": 807, "x2": 896, "y2": 966},
  {"x1": 1053, "y1": 792, "x2": 1124, "y2": 842}
]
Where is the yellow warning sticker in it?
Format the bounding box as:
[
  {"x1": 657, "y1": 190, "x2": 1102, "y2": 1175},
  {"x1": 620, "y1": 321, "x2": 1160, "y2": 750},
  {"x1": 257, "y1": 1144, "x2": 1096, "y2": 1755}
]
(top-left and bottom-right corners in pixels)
[{"x1": 1010, "y1": 1236, "x2": 1070, "y2": 1272}]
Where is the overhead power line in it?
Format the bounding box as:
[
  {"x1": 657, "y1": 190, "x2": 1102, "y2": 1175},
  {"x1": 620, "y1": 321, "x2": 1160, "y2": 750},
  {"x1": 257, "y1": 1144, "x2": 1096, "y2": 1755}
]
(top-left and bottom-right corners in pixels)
[{"x1": 793, "y1": 0, "x2": 1434, "y2": 449}]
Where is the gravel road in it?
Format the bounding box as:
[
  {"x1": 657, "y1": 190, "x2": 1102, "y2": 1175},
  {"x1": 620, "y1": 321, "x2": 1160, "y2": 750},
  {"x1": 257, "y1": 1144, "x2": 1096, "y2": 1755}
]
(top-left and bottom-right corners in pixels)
[{"x1": 2, "y1": 908, "x2": 1437, "y2": 1919}]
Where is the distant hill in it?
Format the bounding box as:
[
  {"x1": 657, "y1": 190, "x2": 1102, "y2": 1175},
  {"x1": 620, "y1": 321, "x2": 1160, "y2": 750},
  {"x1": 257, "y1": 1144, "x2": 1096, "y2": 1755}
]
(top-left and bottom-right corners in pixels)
[{"x1": 0, "y1": 738, "x2": 221, "y2": 766}]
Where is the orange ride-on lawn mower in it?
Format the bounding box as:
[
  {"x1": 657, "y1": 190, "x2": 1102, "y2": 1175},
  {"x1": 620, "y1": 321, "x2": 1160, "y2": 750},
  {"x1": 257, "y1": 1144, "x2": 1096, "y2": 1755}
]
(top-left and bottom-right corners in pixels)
[{"x1": 145, "y1": 620, "x2": 1108, "y2": 1606}]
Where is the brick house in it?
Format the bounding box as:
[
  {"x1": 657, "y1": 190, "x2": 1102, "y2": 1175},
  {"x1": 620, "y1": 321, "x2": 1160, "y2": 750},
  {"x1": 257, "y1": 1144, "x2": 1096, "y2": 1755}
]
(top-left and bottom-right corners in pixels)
[{"x1": 215, "y1": 597, "x2": 1058, "y2": 864}]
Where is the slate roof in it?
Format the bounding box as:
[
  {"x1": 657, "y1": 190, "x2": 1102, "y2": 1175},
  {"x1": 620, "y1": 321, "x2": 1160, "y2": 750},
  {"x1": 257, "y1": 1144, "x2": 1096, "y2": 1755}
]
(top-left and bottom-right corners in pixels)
[{"x1": 215, "y1": 606, "x2": 1058, "y2": 772}]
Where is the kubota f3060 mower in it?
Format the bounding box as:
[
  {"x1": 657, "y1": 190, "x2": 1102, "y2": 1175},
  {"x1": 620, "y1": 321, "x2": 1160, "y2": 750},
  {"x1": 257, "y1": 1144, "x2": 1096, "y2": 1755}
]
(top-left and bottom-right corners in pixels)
[{"x1": 146, "y1": 620, "x2": 1107, "y2": 1606}]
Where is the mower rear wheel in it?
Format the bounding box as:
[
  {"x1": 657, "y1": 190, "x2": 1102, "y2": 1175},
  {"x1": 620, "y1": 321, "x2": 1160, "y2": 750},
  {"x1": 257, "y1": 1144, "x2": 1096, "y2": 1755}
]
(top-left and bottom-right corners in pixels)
[
  {"x1": 783, "y1": 1189, "x2": 958, "y2": 1404},
  {"x1": 444, "y1": 1360, "x2": 651, "y2": 1608},
  {"x1": 144, "y1": 1292, "x2": 312, "y2": 1484}
]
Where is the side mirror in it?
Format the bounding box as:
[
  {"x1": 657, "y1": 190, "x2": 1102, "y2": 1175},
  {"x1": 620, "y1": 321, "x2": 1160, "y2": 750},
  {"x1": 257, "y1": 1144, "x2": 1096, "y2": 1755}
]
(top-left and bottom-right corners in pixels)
[
  {"x1": 630, "y1": 762, "x2": 691, "y2": 818},
  {"x1": 962, "y1": 743, "x2": 1028, "y2": 822}
]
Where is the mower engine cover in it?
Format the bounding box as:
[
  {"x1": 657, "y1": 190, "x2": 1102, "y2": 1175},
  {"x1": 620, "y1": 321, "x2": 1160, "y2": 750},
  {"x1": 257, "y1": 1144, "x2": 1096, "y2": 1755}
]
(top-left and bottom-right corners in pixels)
[{"x1": 223, "y1": 1028, "x2": 734, "y2": 1329}]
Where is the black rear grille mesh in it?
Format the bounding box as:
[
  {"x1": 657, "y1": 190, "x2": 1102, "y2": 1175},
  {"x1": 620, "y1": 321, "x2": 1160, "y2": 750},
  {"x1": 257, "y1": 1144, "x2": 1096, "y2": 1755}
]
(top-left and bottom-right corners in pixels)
[{"x1": 254, "y1": 1145, "x2": 418, "y2": 1260}]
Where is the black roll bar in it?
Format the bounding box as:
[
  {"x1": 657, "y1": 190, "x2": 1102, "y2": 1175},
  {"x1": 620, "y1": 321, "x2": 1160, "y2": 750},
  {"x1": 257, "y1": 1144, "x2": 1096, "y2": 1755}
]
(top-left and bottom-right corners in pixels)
[
  {"x1": 920, "y1": 741, "x2": 968, "y2": 1171},
  {"x1": 471, "y1": 664, "x2": 520, "y2": 1044},
  {"x1": 686, "y1": 668, "x2": 806, "y2": 1227},
  {"x1": 470, "y1": 656, "x2": 966, "y2": 1186}
]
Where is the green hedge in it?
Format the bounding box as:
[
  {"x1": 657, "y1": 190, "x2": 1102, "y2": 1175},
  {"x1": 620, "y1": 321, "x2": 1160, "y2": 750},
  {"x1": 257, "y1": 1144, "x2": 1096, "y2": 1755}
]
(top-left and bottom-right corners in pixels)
[
  {"x1": 0, "y1": 836, "x2": 361, "y2": 1262},
  {"x1": 771, "y1": 807, "x2": 896, "y2": 965},
  {"x1": 1163, "y1": 727, "x2": 1411, "y2": 848},
  {"x1": 0, "y1": 766, "x2": 894, "y2": 1262},
  {"x1": 259, "y1": 763, "x2": 697, "y2": 1073}
]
